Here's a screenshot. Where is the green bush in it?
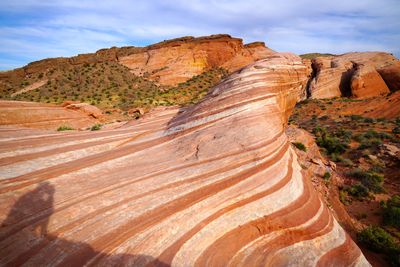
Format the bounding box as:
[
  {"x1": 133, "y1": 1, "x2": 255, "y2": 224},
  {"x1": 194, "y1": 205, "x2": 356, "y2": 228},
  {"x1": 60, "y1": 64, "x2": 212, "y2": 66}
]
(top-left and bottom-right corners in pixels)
[
  {"x1": 358, "y1": 226, "x2": 400, "y2": 266},
  {"x1": 358, "y1": 226, "x2": 398, "y2": 251},
  {"x1": 393, "y1": 127, "x2": 400, "y2": 134},
  {"x1": 292, "y1": 142, "x2": 307, "y2": 152},
  {"x1": 364, "y1": 117, "x2": 375, "y2": 123},
  {"x1": 323, "y1": 171, "x2": 331, "y2": 180},
  {"x1": 382, "y1": 195, "x2": 400, "y2": 229},
  {"x1": 358, "y1": 138, "x2": 382, "y2": 150},
  {"x1": 350, "y1": 115, "x2": 363, "y2": 121},
  {"x1": 346, "y1": 168, "x2": 384, "y2": 193},
  {"x1": 57, "y1": 125, "x2": 74, "y2": 131},
  {"x1": 334, "y1": 128, "x2": 352, "y2": 141},
  {"x1": 90, "y1": 124, "x2": 102, "y2": 131},
  {"x1": 339, "y1": 189, "x2": 350, "y2": 205},
  {"x1": 345, "y1": 183, "x2": 369, "y2": 198},
  {"x1": 316, "y1": 135, "x2": 348, "y2": 154}
]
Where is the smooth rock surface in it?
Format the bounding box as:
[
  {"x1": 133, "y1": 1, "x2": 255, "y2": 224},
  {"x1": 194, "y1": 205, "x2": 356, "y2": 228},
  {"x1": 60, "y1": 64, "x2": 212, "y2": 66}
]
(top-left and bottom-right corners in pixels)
[
  {"x1": 309, "y1": 52, "x2": 399, "y2": 99},
  {"x1": 351, "y1": 63, "x2": 390, "y2": 98},
  {"x1": 0, "y1": 53, "x2": 369, "y2": 266},
  {"x1": 0, "y1": 100, "x2": 99, "y2": 130},
  {"x1": 119, "y1": 35, "x2": 274, "y2": 85}
]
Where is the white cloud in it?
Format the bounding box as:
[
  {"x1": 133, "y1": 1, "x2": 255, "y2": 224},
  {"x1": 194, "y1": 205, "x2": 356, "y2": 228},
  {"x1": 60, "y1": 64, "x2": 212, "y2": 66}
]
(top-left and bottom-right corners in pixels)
[{"x1": 0, "y1": 0, "x2": 399, "y2": 69}]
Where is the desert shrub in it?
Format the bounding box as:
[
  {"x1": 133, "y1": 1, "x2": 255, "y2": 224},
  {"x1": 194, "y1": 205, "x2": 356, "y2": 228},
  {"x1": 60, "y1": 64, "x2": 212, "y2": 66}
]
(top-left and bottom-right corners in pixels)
[
  {"x1": 339, "y1": 189, "x2": 350, "y2": 205},
  {"x1": 358, "y1": 226, "x2": 400, "y2": 266},
  {"x1": 57, "y1": 125, "x2": 74, "y2": 131},
  {"x1": 330, "y1": 153, "x2": 344, "y2": 162},
  {"x1": 350, "y1": 115, "x2": 363, "y2": 121},
  {"x1": 90, "y1": 124, "x2": 102, "y2": 131},
  {"x1": 292, "y1": 142, "x2": 307, "y2": 152},
  {"x1": 382, "y1": 195, "x2": 400, "y2": 229},
  {"x1": 323, "y1": 171, "x2": 331, "y2": 180},
  {"x1": 334, "y1": 128, "x2": 352, "y2": 141},
  {"x1": 358, "y1": 138, "x2": 382, "y2": 150},
  {"x1": 393, "y1": 127, "x2": 400, "y2": 134},
  {"x1": 345, "y1": 183, "x2": 369, "y2": 198},
  {"x1": 317, "y1": 135, "x2": 348, "y2": 155},
  {"x1": 363, "y1": 117, "x2": 375, "y2": 123},
  {"x1": 347, "y1": 168, "x2": 384, "y2": 193},
  {"x1": 341, "y1": 158, "x2": 354, "y2": 167}
]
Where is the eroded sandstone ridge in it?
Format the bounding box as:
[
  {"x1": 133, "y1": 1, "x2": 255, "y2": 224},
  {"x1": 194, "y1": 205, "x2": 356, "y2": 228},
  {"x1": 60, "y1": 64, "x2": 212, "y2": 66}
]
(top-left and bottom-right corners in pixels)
[
  {"x1": 119, "y1": 35, "x2": 274, "y2": 85},
  {"x1": 0, "y1": 53, "x2": 370, "y2": 266},
  {"x1": 0, "y1": 100, "x2": 102, "y2": 129},
  {"x1": 0, "y1": 34, "x2": 274, "y2": 87},
  {"x1": 307, "y1": 52, "x2": 400, "y2": 99}
]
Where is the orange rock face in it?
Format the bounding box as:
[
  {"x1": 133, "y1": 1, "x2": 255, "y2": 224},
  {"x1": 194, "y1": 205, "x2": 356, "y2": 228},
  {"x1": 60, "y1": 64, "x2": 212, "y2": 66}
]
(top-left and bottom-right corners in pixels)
[
  {"x1": 351, "y1": 63, "x2": 390, "y2": 98},
  {"x1": 118, "y1": 35, "x2": 274, "y2": 85},
  {"x1": 0, "y1": 100, "x2": 100, "y2": 129},
  {"x1": 308, "y1": 52, "x2": 400, "y2": 99},
  {"x1": 0, "y1": 53, "x2": 369, "y2": 266}
]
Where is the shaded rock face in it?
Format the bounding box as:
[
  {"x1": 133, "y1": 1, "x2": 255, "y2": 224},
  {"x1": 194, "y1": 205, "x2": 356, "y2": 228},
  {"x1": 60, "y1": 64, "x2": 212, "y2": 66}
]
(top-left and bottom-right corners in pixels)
[
  {"x1": 118, "y1": 35, "x2": 274, "y2": 85},
  {"x1": 308, "y1": 52, "x2": 400, "y2": 99},
  {"x1": 0, "y1": 100, "x2": 100, "y2": 129},
  {"x1": 0, "y1": 53, "x2": 369, "y2": 266}
]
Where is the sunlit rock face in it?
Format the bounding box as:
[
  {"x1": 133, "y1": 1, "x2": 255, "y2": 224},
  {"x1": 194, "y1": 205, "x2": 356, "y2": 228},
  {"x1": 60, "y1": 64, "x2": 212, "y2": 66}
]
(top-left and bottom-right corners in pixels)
[
  {"x1": 0, "y1": 53, "x2": 370, "y2": 266},
  {"x1": 308, "y1": 52, "x2": 400, "y2": 99},
  {"x1": 0, "y1": 100, "x2": 100, "y2": 129},
  {"x1": 118, "y1": 35, "x2": 274, "y2": 86},
  {"x1": 351, "y1": 63, "x2": 390, "y2": 99}
]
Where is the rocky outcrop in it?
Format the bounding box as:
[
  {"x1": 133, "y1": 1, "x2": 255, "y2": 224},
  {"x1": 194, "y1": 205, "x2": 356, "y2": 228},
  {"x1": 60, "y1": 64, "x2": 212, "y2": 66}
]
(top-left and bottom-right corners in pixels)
[
  {"x1": 0, "y1": 53, "x2": 369, "y2": 266},
  {"x1": 351, "y1": 63, "x2": 390, "y2": 98},
  {"x1": 0, "y1": 34, "x2": 273, "y2": 88},
  {"x1": 63, "y1": 102, "x2": 103, "y2": 119},
  {"x1": 0, "y1": 100, "x2": 100, "y2": 129},
  {"x1": 118, "y1": 34, "x2": 274, "y2": 85},
  {"x1": 308, "y1": 52, "x2": 400, "y2": 99}
]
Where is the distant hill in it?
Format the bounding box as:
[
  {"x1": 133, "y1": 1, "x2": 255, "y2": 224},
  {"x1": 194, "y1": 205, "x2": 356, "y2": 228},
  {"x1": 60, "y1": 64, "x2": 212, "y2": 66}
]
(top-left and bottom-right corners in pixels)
[
  {"x1": 300, "y1": 53, "x2": 336, "y2": 59},
  {"x1": 0, "y1": 34, "x2": 273, "y2": 111}
]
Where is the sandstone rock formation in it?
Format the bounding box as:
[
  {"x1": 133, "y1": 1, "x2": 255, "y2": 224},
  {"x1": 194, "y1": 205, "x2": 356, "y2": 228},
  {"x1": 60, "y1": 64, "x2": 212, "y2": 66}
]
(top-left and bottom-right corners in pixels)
[
  {"x1": 63, "y1": 102, "x2": 104, "y2": 119},
  {"x1": 118, "y1": 35, "x2": 274, "y2": 85},
  {"x1": 0, "y1": 53, "x2": 369, "y2": 266},
  {"x1": 350, "y1": 63, "x2": 390, "y2": 99},
  {"x1": 0, "y1": 34, "x2": 274, "y2": 89},
  {"x1": 308, "y1": 52, "x2": 400, "y2": 99},
  {"x1": 0, "y1": 100, "x2": 100, "y2": 129}
]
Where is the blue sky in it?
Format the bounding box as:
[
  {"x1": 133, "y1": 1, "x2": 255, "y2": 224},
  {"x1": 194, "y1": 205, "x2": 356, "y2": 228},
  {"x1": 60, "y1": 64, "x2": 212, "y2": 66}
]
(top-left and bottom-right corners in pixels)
[{"x1": 0, "y1": 0, "x2": 399, "y2": 70}]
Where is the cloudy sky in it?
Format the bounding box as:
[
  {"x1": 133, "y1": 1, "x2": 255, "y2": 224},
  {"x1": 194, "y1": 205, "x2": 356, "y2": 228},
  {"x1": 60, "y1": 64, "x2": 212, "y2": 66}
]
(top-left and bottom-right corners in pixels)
[{"x1": 0, "y1": 0, "x2": 399, "y2": 70}]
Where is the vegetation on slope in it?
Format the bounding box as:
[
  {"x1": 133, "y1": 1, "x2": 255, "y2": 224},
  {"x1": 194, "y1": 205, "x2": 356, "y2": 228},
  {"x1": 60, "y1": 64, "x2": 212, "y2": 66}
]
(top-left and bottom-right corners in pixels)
[
  {"x1": 0, "y1": 62, "x2": 228, "y2": 111},
  {"x1": 289, "y1": 97, "x2": 400, "y2": 266},
  {"x1": 299, "y1": 53, "x2": 336, "y2": 59}
]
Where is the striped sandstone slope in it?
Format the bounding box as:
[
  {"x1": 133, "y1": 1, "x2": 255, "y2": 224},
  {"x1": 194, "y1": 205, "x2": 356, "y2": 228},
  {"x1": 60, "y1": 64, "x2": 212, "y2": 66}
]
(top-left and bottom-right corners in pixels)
[
  {"x1": 0, "y1": 53, "x2": 370, "y2": 266},
  {"x1": 0, "y1": 100, "x2": 102, "y2": 130}
]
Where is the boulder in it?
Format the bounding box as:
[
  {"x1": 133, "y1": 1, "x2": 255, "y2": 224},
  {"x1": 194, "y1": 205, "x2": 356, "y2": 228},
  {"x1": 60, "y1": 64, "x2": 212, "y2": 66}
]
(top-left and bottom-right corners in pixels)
[
  {"x1": 64, "y1": 102, "x2": 103, "y2": 119},
  {"x1": 351, "y1": 63, "x2": 390, "y2": 98}
]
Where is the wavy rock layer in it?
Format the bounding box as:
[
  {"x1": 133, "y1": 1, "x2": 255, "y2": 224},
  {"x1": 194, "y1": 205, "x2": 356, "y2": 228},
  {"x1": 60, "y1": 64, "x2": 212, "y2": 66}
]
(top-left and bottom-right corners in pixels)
[
  {"x1": 0, "y1": 53, "x2": 369, "y2": 266},
  {"x1": 309, "y1": 52, "x2": 400, "y2": 99}
]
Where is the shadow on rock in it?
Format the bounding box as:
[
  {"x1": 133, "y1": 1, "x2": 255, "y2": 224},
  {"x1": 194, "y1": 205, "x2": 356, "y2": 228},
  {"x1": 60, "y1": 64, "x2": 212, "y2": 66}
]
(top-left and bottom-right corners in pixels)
[{"x1": 0, "y1": 182, "x2": 169, "y2": 266}]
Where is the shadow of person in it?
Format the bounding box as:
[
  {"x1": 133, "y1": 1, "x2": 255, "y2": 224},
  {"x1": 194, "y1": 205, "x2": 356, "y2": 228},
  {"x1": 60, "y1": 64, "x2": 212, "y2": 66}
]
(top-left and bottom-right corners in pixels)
[
  {"x1": 1, "y1": 181, "x2": 54, "y2": 238},
  {"x1": 0, "y1": 182, "x2": 170, "y2": 266}
]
